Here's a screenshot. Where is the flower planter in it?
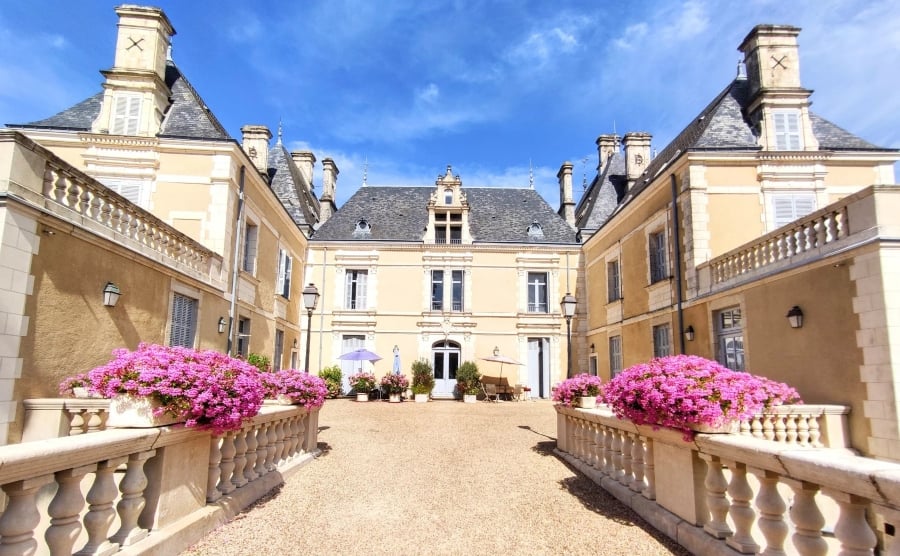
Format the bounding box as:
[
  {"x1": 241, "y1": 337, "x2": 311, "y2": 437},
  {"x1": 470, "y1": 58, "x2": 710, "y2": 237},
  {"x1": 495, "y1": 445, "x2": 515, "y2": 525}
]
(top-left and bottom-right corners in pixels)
[
  {"x1": 356, "y1": 393, "x2": 369, "y2": 402},
  {"x1": 414, "y1": 393, "x2": 429, "y2": 403},
  {"x1": 577, "y1": 396, "x2": 597, "y2": 409},
  {"x1": 389, "y1": 393, "x2": 402, "y2": 403},
  {"x1": 463, "y1": 394, "x2": 477, "y2": 404},
  {"x1": 688, "y1": 420, "x2": 739, "y2": 434},
  {"x1": 107, "y1": 394, "x2": 185, "y2": 428}
]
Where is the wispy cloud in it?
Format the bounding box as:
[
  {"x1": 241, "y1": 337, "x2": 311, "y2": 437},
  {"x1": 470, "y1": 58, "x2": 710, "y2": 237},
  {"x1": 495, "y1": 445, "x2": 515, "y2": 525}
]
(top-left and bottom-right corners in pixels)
[{"x1": 614, "y1": 23, "x2": 648, "y2": 50}]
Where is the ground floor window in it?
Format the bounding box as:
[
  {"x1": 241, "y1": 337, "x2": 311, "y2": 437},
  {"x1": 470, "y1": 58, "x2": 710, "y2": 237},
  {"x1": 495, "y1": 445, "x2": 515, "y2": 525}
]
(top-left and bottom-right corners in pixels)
[
  {"x1": 237, "y1": 317, "x2": 251, "y2": 358},
  {"x1": 168, "y1": 292, "x2": 197, "y2": 348},
  {"x1": 609, "y1": 335, "x2": 622, "y2": 377},
  {"x1": 652, "y1": 324, "x2": 671, "y2": 358},
  {"x1": 715, "y1": 307, "x2": 745, "y2": 371},
  {"x1": 274, "y1": 329, "x2": 284, "y2": 371}
]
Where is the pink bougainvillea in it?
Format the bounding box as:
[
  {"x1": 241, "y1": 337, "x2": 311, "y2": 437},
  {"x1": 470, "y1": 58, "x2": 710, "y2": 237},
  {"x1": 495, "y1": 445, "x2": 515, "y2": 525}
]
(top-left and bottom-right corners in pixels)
[
  {"x1": 602, "y1": 355, "x2": 801, "y2": 440},
  {"x1": 552, "y1": 373, "x2": 604, "y2": 407},
  {"x1": 261, "y1": 369, "x2": 328, "y2": 409}
]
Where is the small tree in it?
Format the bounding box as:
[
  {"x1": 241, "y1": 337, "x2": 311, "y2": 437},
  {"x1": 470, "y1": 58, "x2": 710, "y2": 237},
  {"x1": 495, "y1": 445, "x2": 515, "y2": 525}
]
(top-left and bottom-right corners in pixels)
[
  {"x1": 455, "y1": 361, "x2": 481, "y2": 396},
  {"x1": 317, "y1": 365, "x2": 343, "y2": 398},
  {"x1": 247, "y1": 353, "x2": 272, "y2": 373},
  {"x1": 410, "y1": 358, "x2": 435, "y2": 395}
]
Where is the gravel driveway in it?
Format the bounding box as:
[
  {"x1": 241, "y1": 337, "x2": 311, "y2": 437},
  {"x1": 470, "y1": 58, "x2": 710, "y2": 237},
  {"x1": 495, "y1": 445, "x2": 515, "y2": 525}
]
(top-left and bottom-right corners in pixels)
[{"x1": 183, "y1": 398, "x2": 689, "y2": 555}]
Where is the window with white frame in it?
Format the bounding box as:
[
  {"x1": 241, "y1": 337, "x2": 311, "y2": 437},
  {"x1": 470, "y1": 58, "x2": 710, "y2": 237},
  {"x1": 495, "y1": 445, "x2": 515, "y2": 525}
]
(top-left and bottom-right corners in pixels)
[
  {"x1": 607, "y1": 259, "x2": 621, "y2": 302},
  {"x1": 434, "y1": 212, "x2": 462, "y2": 244},
  {"x1": 652, "y1": 324, "x2": 671, "y2": 358},
  {"x1": 715, "y1": 307, "x2": 745, "y2": 371},
  {"x1": 526, "y1": 272, "x2": 548, "y2": 313},
  {"x1": 168, "y1": 292, "x2": 197, "y2": 348},
  {"x1": 649, "y1": 231, "x2": 667, "y2": 283},
  {"x1": 100, "y1": 177, "x2": 149, "y2": 208},
  {"x1": 273, "y1": 329, "x2": 284, "y2": 372},
  {"x1": 451, "y1": 270, "x2": 463, "y2": 311},
  {"x1": 345, "y1": 269, "x2": 368, "y2": 310},
  {"x1": 242, "y1": 222, "x2": 258, "y2": 274},
  {"x1": 111, "y1": 93, "x2": 142, "y2": 135},
  {"x1": 771, "y1": 193, "x2": 816, "y2": 229},
  {"x1": 237, "y1": 317, "x2": 251, "y2": 358},
  {"x1": 772, "y1": 109, "x2": 802, "y2": 151},
  {"x1": 431, "y1": 270, "x2": 444, "y2": 310},
  {"x1": 276, "y1": 249, "x2": 292, "y2": 299},
  {"x1": 609, "y1": 335, "x2": 623, "y2": 377},
  {"x1": 431, "y1": 269, "x2": 464, "y2": 312},
  {"x1": 589, "y1": 354, "x2": 598, "y2": 376}
]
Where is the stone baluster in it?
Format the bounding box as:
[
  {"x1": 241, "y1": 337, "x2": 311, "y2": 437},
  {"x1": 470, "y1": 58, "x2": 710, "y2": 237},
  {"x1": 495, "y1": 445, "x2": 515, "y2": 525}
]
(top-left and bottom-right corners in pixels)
[
  {"x1": 52, "y1": 171, "x2": 68, "y2": 204},
  {"x1": 99, "y1": 196, "x2": 112, "y2": 227},
  {"x1": 586, "y1": 421, "x2": 599, "y2": 467},
  {"x1": 77, "y1": 457, "x2": 127, "y2": 555},
  {"x1": 751, "y1": 468, "x2": 788, "y2": 556},
  {"x1": 218, "y1": 433, "x2": 236, "y2": 495},
  {"x1": 749, "y1": 416, "x2": 763, "y2": 439},
  {"x1": 642, "y1": 439, "x2": 656, "y2": 500},
  {"x1": 774, "y1": 416, "x2": 787, "y2": 443},
  {"x1": 570, "y1": 418, "x2": 582, "y2": 460},
  {"x1": 826, "y1": 490, "x2": 877, "y2": 555},
  {"x1": 85, "y1": 409, "x2": 105, "y2": 433},
  {"x1": 111, "y1": 450, "x2": 155, "y2": 546},
  {"x1": 815, "y1": 216, "x2": 827, "y2": 246},
  {"x1": 265, "y1": 422, "x2": 278, "y2": 471},
  {"x1": 89, "y1": 191, "x2": 102, "y2": 220},
  {"x1": 296, "y1": 414, "x2": 307, "y2": 454},
  {"x1": 109, "y1": 206, "x2": 123, "y2": 237},
  {"x1": 591, "y1": 423, "x2": 603, "y2": 469},
  {"x1": 785, "y1": 414, "x2": 798, "y2": 444},
  {"x1": 826, "y1": 210, "x2": 839, "y2": 241},
  {"x1": 602, "y1": 426, "x2": 615, "y2": 476},
  {"x1": 611, "y1": 430, "x2": 624, "y2": 482},
  {"x1": 231, "y1": 430, "x2": 249, "y2": 488},
  {"x1": 784, "y1": 479, "x2": 827, "y2": 556},
  {"x1": 629, "y1": 434, "x2": 645, "y2": 493},
  {"x1": 564, "y1": 415, "x2": 575, "y2": 454},
  {"x1": 42, "y1": 166, "x2": 55, "y2": 197},
  {"x1": 808, "y1": 414, "x2": 822, "y2": 447},
  {"x1": 254, "y1": 424, "x2": 269, "y2": 477},
  {"x1": 701, "y1": 454, "x2": 732, "y2": 539},
  {"x1": 282, "y1": 417, "x2": 298, "y2": 461},
  {"x1": 796, "y1": 413, "x2": 810, "y2": 447},
  {"x1": 46, "y1": 465, "x2": 95, "y2": 556},
  {"x1": 620, "y1": 433, "x2": 634, "y2": 487},
  {"x1": 68, "y1": 410, "x2": 86, "y2": 436},
  {"x1": 243, "y1": 426, "x2": 259, "y2": 483},
  {"x1": 272, "y1": 421, "x2": 286, "y2": 466},
  {"x1": 0, "y1": 475, "x2": 55, "y2": 556},
  {"x1": 726, "y1": 462, "x2": 759, "y2": 553},
  {"x1": 593, "y1": 426, "x2": 607, "y2": 473},
  {"x1": 207, "y1": 437, "x2": 223, "y2": 503}
]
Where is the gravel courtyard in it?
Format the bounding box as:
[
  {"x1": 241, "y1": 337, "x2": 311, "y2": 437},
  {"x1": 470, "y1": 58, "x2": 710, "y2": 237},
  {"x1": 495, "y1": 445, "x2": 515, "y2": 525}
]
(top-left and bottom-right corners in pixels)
[{"x1": 183, "y1": 398, "x2": 689, "y2": 555}]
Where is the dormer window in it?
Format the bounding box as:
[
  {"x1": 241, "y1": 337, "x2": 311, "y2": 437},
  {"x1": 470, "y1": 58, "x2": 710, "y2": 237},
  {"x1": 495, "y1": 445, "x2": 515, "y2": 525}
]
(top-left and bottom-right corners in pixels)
[
  {"x1": 111, "y1": 92, "x2": 142, "y2": 135},
  {"x1": 435, "y1": 212, "x2": 462, "y2": 244},
  {"x1": 353, "y1": 219, "x2": 371, "y2": 238},
  {"x1": 444, "y1": 188, "x2": 453, "y2": 205},
  {"x1": 527, "y1": 222, "x2": 544, "y2": 240},
  {"x1": 772, "y1": 109, "x2": 802, "y2": 150}
]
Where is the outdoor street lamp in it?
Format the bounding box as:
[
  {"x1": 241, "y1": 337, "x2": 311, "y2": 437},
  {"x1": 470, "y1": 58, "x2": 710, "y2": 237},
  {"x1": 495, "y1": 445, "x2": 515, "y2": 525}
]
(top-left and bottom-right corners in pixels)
[
  {"x1": 560, "y1": 292, "x2": 577, "y2": 378},
  {"x1": 302, "y1": 283, "x2": 320, "y2": 373},
  {"x1": 103, "y1": 282, "x2": 121, "y2": 307}
]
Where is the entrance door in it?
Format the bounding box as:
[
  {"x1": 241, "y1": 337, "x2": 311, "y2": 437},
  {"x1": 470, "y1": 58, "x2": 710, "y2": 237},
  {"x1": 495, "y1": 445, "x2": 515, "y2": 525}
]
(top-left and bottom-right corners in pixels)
[
  {"x1": 432, "y1": 340, "x2": 460, "y2": 397},
  {"x1": 340, "y1": 335, "x2": 365, "y2": 394},
  {"x1": 527, "y1": 337, "x2": 550, "y2": 398}
]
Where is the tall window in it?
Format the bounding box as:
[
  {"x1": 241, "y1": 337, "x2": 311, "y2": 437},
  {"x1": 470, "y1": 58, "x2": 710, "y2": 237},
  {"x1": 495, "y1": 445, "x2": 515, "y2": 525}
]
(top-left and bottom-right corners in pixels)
[
  {"x1": 242, "y1": 222, "x2": 258, "y2": 274},
  {"x1": 444, "y1": 189, "x2": 453, "y2": 204},
  {"x1": 276, "y1": 249, "x2": 292, "y2": 298},
  {"x1": 435, "y1": 212, "x2": 462, "y2": 244},
  {"x1": 111, "y1": 93, "x2": 141, "y2": 135},
  {"x1": 771, "y1": 193, "x2": 816, "y2": 229},
  {"x1": 716, "y1": 307, "x2": 745, "y2": 371},
  {"x1": 451, "y1": 270, "x2": 463, "y2": 311},
  {"x1": 609, "y1": 335, "x2": 623, "y2": 377},
  {"x1": 607, "y1": 259, "x2": 621, "y2": 302},
  {"x1": 431, "y1": 270, "x2": 444, "y2": 311},
  {"x1": 169, "y1": 293, "x2": 197, "y2": 348},
  {"x1": 649, "y1": 231, "x2": 667, "y2": 283},
  {"x1": 773, "y1": 109, "x2": 802, "y2": 150},
  {"x1": 273, "y1": 329, "x2": 284, "y2": 372},
  {"x1": 527, "y1": 272, "x2": 548, "y2": 313},
  {"x1": 237, "y1": 317, "x2": 251, "y2": 358},
  {"x1": 345, "y1": 269, "x2": 368, "y2": 310},
  {"x1": 652, "y1": 324, "x2": 671, "y2": 358}
]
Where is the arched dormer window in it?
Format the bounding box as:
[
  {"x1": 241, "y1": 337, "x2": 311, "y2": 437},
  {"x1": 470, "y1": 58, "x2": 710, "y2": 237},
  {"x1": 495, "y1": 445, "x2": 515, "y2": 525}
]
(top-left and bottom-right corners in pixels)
[
  {"x1": 527, "y1": 221, "x2": 544, "y2": 240},
  {"x1": 444, "y1": 188, "x2": 453, "y2": 205},
  {"x1": 353, "y1": 219, "x2": 371, "y2": 238}
]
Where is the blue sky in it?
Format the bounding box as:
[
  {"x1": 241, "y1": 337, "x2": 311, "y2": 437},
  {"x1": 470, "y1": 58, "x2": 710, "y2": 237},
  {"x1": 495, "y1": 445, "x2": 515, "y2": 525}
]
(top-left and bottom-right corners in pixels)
[{"x1": 2, "y1": 1, "x2": 898, "y2": 207}]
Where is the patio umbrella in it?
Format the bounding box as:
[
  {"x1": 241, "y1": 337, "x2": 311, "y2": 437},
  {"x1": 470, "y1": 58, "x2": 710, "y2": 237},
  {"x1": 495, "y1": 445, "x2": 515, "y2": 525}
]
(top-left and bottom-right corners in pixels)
[
  {"x1": 338, "y1": 348, "x2": 383, "y2": 373},
  {"x1": 392, "y1": 350, "x2": 401, "y2": 375},
  {"x1": 479, "y1": 354, "x2": 523, "y2": 391}
]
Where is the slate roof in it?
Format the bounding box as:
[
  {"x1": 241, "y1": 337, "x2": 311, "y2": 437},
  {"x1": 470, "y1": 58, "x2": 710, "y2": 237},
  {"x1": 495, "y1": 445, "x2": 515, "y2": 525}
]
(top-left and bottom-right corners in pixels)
[
  {"x1": 267, "y1": 143, "x2": 319, "y2": 230},
  {"x1": 575, "y1": 153, "x2": 626, "y2": 233},
  {"x1": 312, "y1": 186, "x2": 578, "y2": 244},
  {"x1": 7, "y1": 62, "x2": 230, "y2": 141}
]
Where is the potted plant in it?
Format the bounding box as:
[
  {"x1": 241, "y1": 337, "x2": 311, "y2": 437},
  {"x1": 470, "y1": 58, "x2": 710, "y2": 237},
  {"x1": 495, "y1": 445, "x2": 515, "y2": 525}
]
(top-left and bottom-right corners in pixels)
[
  {"x1": 58, "y1": 372, "x2": 99, "y2": 398},
  {"x1": 602, "y1": 355, "x2": 802, "y2": 440},
  {"x1": 380, "y1": 373, "x2": 409, "y2": 403},
  {"x1": 260, "y1": 369, "x2": 328, "y2": 409},
  {"x1": 410, "y1": 359, "x2": 435, "y2": 402},
  {"x1": 317, "y1": 365, "x2": 343, "y2": 398},
  {"x1": 348, "y1": 371, "x2": 377, "y2": 401},
  {"x1": 552, "y1": 373, "x2": 603, "y2": 409},
  {"x1": 455, "y1": 361, "x2": 481, "y2": 403},
  {"x1": 63, "y1": 343, "x2": 265, "y2": 432}
]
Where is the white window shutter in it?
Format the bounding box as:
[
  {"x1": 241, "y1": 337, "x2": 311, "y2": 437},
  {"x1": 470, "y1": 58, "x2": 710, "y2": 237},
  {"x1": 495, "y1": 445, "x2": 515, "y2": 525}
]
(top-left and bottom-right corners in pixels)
[
  {"x1": 356, "y1": 271, "x2": 367, "y2": 309},
  {"x1": 276, "y1": 250, "x2": 286, "y2": 296}
]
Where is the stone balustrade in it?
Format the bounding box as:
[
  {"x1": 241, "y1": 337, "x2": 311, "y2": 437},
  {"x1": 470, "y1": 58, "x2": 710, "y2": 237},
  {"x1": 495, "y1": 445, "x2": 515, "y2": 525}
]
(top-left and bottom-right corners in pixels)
[
  {"x1": 556, "y1": 404, "x2": 899, "y2": 555},
  {"x1": 0, "y1": 405, "x2": 320, "y2": 555}
]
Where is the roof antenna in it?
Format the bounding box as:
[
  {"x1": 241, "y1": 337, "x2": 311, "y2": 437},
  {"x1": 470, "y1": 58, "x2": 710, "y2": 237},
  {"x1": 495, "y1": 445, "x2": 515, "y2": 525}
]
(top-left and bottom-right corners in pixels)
[
  {"x1": 362, "y1": 156, "x2": 368, "y2": 187},
  {"x1": 581, "y1": 157, "x2": 589, "y2": 190},
  {"x1": 529, "y1": 159, "x2": 534, "y2": 189},
  {"x1": 276, "y1": 119, "x2": 283, "y2": 145}
]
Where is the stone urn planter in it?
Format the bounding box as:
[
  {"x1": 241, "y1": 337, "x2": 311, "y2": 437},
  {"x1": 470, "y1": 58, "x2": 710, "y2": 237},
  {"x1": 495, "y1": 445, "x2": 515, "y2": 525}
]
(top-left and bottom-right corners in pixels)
[
  {"x1": 356, "y1": 392, "x2": 369, "y2": 402},
  {"x1": 389, "y1": 393, "x2": 402, "y2": 403},
  {"x1": 414, "y1": 393, "x2": 429, "y2": 403},
  {"x1": 577, "y1": 396, "x2": 597, "y2": 409},
  {"x1": 107, "y1": 394, "x2": 185, "y2": 428},
  {"x1": 463, "y1": 394, "x2": 477, "y2": 404}
]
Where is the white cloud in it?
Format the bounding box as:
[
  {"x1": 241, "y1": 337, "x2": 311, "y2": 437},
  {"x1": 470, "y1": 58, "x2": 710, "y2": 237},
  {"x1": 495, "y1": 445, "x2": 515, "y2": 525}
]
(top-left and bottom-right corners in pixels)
[
  {"x1": 416, "y1": 83, "x2": 440, "y2": 104},
  {"x1": 613, "y1": 23, "x2": 648, "y2": 50},
  {"x1": 507, "y1": 26, "x2": 581, "y2": 66},
  {"x1": 659, "y1": 1, "x2": 709, "y2": 42}
]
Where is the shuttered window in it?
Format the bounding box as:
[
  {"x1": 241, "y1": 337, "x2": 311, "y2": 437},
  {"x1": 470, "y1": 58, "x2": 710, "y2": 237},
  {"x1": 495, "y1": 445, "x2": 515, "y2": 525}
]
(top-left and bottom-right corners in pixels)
[
  {"x1": 652, "y1": 324, "x2": 671, "y2": 358},
  {"x1": 773, "y1": 110, "x2": 802, "y2": 151},
  {"x1": 237, "y1": 318, "x2": 250, "y2": 357},
  {"x1": 607, "y1": 260, "x2": 621, "y2": 302},
  {"x1": 111, "y1": 93, "x2": 142, "y2": 135},
  {"x1": 169, "y1": 293, "x2": 198, "y2": 348},
  {"x1": 609, "y1": 336, "x2": 623, "y2": 377},
  {"x1": 345, "y1": 270, "x2": 368, "y2": 310},
  {"x1": 276, "y1": 249, "x2": 292, "y2": 299},
  {"x1": 242, "y1": 223, "x2": 258, "y2": 273},
  {"x1": 772, "y1": 193, "x2": 816, "y2": 229},
  {"x1": 649, "y1": 231, "x2": 667, "y2": 283},
  {"x1": 273, "y1": 330, "x2": 284, "y2": 371},
  {"x1": 99, "y1": 178, "x2": 147, "y2": 208}
]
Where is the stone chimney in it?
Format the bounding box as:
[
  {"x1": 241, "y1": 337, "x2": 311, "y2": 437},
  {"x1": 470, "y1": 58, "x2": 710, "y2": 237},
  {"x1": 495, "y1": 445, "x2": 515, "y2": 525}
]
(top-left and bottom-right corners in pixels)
[
  {"x1": 240, "y1": 125, "x2": 271, "y2": 174},
  {"x1": 320, "y1": 158, "x2": 339, "y2": 223},
  {"x1": 290, "y1": 151, "x2": 316, "y2": 191},
  {"x1": 595, "y1": 134, "x2": 620, "y2": 172},
  {"x1": 92, "y1": 5, "x2": 175, "y2": 136},
  {"x1": 738, "y1": 25, "x2": 803, "y2": 103},
  {"x1": 623, "y1": 132, "x2": 652, "y2": 189},
  {"x1": 557, "y1": 161, "x2": 575, "y2": 227}
]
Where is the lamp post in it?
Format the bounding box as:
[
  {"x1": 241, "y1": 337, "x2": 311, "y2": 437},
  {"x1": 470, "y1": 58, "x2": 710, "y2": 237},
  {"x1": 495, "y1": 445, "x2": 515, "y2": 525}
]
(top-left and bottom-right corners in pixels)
[
  {"x1": 302, "y1": 283, "x2": 320, "y2": 373},
  {"x1": 560, "y1": 292, "x2": 577, "y2": 378}
]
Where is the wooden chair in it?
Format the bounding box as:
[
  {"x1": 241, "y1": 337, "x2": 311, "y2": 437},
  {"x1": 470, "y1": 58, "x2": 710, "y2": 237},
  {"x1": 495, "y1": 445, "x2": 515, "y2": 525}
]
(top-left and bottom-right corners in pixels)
[
  {"x1": 511, "y1": 384, "x2": 524, "y2": 402},
  {"x1": 482, "y1": 383, "x2": 499, "y2": 403}
]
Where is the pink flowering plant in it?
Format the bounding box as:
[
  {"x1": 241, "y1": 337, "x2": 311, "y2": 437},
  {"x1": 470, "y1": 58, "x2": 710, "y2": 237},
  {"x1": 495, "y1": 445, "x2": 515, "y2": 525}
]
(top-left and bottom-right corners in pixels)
[
  {"x1": 348, "y1": 371, "x2": 377, "y2": 393},
  {"x1": 65, "y1": 343, "x2": 265, "y2": 434},
  {"x1": 602, "y1": 355, "x2": 801, "y2": 440},
  {"x1": 260, "y1": 369, "x2": 328, "y2": 409},
  {"x1": 552, "y1": 373, "x2": 604, "y2": 407},
  {"x1": 380, "y1": 373, "x2": 409, "y2": 394}
]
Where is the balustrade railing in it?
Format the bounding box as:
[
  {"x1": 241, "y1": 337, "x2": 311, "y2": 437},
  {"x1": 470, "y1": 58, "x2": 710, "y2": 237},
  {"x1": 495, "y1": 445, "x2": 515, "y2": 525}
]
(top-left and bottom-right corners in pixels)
[
  {"x1": 556, "y1": 404, "x2": 898, "y2": 555},
  {"x1": 0, "y1": 405, "x2": 320, "y2": 556}
]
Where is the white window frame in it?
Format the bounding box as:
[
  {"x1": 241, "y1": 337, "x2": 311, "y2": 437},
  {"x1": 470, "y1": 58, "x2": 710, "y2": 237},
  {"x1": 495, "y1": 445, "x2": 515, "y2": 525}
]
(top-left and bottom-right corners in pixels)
[
  {"x1": 770, "y1": 192, "x2": 816, "y2": 230},
  {"x1": 345, "y1": 269, "x2": 368, "y2": 310},
  {"x1": 237, "y1": 317, "x2": 251, "y2": 358},
  {"x1": 652, "y1": 324, "x2": 671, "y2": 358},
  {"x1": 715, "y1": 307, "x2": 745, "y2": 371},
  {"x1": 242, "y1": 222, "x2": 258, "y2": 274},
  {"x1": 607, "y1": 259, "x2": 621, "y2": 302},
  {"x1": 168, "y1": 292, "x2": 198, "y2": 348},
  {"x1": 772, "y1": 109, "x2": 802, "y2": 151},
  {"x1": 276, "y1": 248, "x2": 292, "y2": 299},
  {"x1": 431, "y1": 270, "x2": 444, "y2": 311},
  {"x1": 273, "y1": 329, "x2": 285, "y2": 372},
  {"x1": 111, "y1": 92, "x2": 142, "y2": 135},
  {"x1": 451, "y1": 270, "x2": 464, "y2": 311},
  {"x1": 526, "y1": 271, "x2": 549, "y2": 313},
  {"x1": 609, "y1": 335, "x2": 623, "y2": 377}
]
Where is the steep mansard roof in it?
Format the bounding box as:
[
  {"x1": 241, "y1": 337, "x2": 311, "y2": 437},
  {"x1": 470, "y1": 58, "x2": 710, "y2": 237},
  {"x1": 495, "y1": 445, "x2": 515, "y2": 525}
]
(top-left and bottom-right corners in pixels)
[
  {"x1": 312, "y1": 186, "x2": 578, "y2": 245},
  {"x1": 267, "y1": 143, "x2": 320, "y2": 230},
  {"x1": 8, "y1": 62, "x2": 230, "y2": 141}
]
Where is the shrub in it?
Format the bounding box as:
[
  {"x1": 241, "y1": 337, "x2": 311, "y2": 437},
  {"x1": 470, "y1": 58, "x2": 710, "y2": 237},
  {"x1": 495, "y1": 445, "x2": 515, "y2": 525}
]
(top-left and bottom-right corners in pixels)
[
  {"x1": 260, "y1": 369, "x2": 328, "y2": 409},
  {"x1": 602, "y1": 355, "x2": 802, "y2": 440},
  {"x1": 381, "y1": 373, "x2": 409, "y2": 394},
  {"x1": 455, "y1": 361, "x2": 481, "y2": 396},
  {"x1": 410, "y1": 358, "x2": 435, "y2": 395},
  {"x1": 348, "y1": 371, "x2": 377, "y2": 393},
  {"x1": 552, "y1": 373, "x2": 603, "y2": 407},
  {"x1": 318, "y1": 366, "x2": 343, "y2": 398},
  {"x1": 246, "y1": 353, "x2": 272, "y2": 373}
]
